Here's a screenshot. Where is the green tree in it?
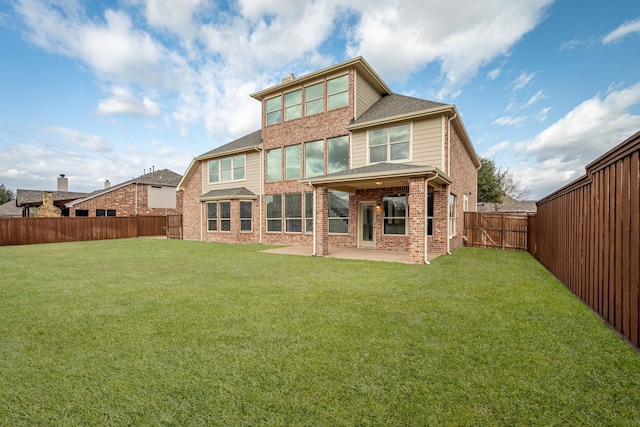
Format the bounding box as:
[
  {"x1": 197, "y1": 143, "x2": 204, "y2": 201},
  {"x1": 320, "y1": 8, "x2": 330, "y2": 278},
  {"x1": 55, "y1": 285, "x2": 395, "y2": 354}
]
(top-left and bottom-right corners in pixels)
[
  {"x1": 477, "y1": 158, "x2": 531, "y2": 203},
  {"x1": 477, "y1": 158, "x2": 504, "y2": 203},
  {"x1": 0, "y1": 183, "x2": 15, "y2": 205}
]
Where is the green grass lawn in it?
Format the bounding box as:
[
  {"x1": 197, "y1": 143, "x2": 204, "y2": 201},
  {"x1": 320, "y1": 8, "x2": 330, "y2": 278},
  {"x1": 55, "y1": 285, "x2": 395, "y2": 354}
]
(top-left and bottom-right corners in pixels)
[{"x1": 1, "y1": 239, "x2": 639, "y2": 426}]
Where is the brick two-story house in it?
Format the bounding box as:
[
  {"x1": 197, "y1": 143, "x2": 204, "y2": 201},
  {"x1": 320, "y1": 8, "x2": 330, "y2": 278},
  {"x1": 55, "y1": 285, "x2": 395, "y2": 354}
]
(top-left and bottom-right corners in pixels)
[{"x1": 177, "y1": 57, "x2": 479, "y2": 264}]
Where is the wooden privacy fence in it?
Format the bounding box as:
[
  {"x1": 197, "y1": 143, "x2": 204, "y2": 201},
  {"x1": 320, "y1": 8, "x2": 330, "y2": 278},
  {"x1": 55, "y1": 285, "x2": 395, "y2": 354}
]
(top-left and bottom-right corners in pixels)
[
  {"x1": 0, "y1": 215, "x2": 182, "y2": 246},
  {"x1": 532, "y1": 131, "x2": 640, "y2": 348},
  {"x1": 464, "y1": 212, "x2": 530, "y2": 251}
]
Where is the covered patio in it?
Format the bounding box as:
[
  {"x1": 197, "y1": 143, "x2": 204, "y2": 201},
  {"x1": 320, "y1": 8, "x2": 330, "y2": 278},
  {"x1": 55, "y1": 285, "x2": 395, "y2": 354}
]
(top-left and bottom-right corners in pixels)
[{"x1": 302, "y1": 163, "x2": 453, "y2": 264}]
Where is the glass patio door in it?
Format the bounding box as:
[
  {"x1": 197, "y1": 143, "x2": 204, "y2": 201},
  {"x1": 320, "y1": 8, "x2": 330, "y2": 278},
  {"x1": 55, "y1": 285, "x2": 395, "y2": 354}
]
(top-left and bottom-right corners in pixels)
[{"x1": 359, "y1": 202, "x2": 375, "y2": 248}]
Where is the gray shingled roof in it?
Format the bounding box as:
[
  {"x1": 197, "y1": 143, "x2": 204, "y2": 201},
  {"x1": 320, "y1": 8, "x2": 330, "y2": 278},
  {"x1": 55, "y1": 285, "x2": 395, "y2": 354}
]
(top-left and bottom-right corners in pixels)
[
  {"x1": 317, "y1": 162, "x2": 430, "y2": 179},
  {"x1": 16, "y1": 190, "x2": 90, "y2": 206},
  {"x1": 196, "y1": 130, "x2": 262, "y2": 159},
  {"x1": 199, "y1": 187, "x2": 257, "y2": 199},
  {"x1": 0, "y1": 200, "x2": 22, "y2": 217},
  {"x1": 133, "y1": 169, "x2": 182, "y2": 186},
  {"x1": 65, "y1": 169, "x2": 182, "y2": 207},
  {"x1": 352, "y1": 94, "x2": 447, "y2": 125}
]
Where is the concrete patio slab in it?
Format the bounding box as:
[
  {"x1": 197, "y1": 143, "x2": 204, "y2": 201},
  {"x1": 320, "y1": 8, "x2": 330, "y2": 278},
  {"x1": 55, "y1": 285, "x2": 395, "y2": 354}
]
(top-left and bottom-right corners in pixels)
[{"x1": 261, "y1": 245, "x2": 442, "y2": 264}]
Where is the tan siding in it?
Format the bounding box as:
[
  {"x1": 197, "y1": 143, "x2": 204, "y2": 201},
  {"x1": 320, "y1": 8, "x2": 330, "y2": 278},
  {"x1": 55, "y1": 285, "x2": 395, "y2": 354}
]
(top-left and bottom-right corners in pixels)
[
  {"x1": 350, "y1": 130, "x2": 368, "y2": 169},
  {"x1": 412, "y1": 118, "x2": 443, "y2": 167},
  {"x1": 200, "y1": 151, "x2": 261, "y2": 196},
  {"x1": 355, "y1": 72, "x2": 382, "y2": 119}
]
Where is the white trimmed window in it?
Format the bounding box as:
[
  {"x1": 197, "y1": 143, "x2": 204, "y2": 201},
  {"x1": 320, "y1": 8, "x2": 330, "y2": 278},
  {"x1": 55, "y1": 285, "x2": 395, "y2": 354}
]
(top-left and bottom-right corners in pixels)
[
  {"x1": 240, "y1": 201, "x2": 252, "y2": 232},
  {"x1": 327, "y1": 75, "x2": 349, "y2": 110},
  {"x1": 266, "y1": 195, "x2": 282, "y2": 232},
  {"x1": 327, "y1": 136, "x2": 348, "y2": 174},
  {"x1": 209, "y1": 155, "x2": 246, "y2": 183},
  {"x1": 305, "y1": 192, "x2": 313, "y2": 233},
  {"x1": 328, "y1": 190, "x2": 349, "y2": 234},
  {"x1": 305, "y1": 140, "x2": 324, "y2": 178},
  {"x1": 285, "y1": 144, "x2": 302, "y2": 180},
  {"x1": 449, "y1": 193, "x2": 456, "y2": 236},
  {"x1": 266, "y1": 148, "x2": 281, "y2": 182},
  {"x1": 383, "y1": 194, "x2": 408, "y2": 235},
  {"x1": 285, "y1": 193, "x2": 302, "y2": 233},
  {"x1": 219, "y1": 201, "x2": 231, "y2": 232},
  {"x1": 427, "y1": 192, "x2": 434, "y2": 236},
  {"x1": 369, "y1": 124, "x2": 410, "y2": 163},
  {"x1": 266, "y1": 95, "x2": 282, "y2": 125},
  {"x1": 207, "y1": 202, "x2": 217, "y2": 231},
  {"x1": 284, "y1": 89, "x2": 302, "y2": 121},
  {"x1": 305, "y1": 82, "x2": 324, "y2": 116}
]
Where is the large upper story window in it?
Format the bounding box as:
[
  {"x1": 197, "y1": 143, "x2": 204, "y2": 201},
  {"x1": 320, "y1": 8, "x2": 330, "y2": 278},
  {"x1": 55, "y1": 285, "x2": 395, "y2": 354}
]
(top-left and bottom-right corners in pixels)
[
  {"x1": 369, "y1": 124, "x2": 410, "y2": 163},
  {"x1": 305, "y1": 82, "x2": 324, "y2": 116},
  {"x1": 327, "y1": 136, "x2": 348, "y2": 174},
  {"x1": 327, "y1": 75, "x2": 349, "y2": 110},
  {"x1": 209, "y1": 154, "x2": 246, "y2": 183},
  {"x1": 266, "y1": 95, "x2": 282, "y2": 125},
  {"x1": 304, "y1": 140, "x2": 324, "y2": 178},
  {"x1": 284, "y1": 89, "x2": 302, "y2": 121},
  {"x1": 383, "y1": 194, "x2": 408, "y2": 235},
  {"x1": 266, "y1": 148, "x2": 282, "y2": 182},
  {"x1": 285, "y1": 144, "x2": 302, "y2": 180}
]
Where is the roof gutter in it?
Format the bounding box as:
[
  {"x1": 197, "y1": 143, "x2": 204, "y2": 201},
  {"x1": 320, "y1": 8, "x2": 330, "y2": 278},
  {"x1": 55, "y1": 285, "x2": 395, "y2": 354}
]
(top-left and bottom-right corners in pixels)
[{"x1": 346, "y1": 105, "x2": 455, "y2": 131}]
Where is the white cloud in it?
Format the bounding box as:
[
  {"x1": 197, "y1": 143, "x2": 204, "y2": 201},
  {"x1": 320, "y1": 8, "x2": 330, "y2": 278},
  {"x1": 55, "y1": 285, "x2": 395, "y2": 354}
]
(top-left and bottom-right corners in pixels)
[
  {"x1": 48, "y1": 126, "x2": 113, "y2": 153},
  {"x1": 514, "y1": 82, "x2": 640, "y2": 198},
  {"x1": 345, "y1": 0, "x2": 553, "y2": 98},
  {"x1": 483, "y1": 141, "x2": 511, "y2": 157},
  {"x1": 493, "y1": 116, "x2": 527, "y2": 126},
  {"x1": 523, "y1": 90, "x2": 545, "y2": 108},
  {"x1": 139, "y1": 0, "x2": 206, "y2": 37},
  {"x1": 603, "y1": 17, "x2": 640, "y2": 44},
  {"x1": 512, "y1": 71, "x2": 536, "y2": 91},
  {"x1": 487, "y1": 67, "x2": 501, "y2": 80},
  {"x1": 97, "y1": 87, "x2": 162, "y2": 117}
]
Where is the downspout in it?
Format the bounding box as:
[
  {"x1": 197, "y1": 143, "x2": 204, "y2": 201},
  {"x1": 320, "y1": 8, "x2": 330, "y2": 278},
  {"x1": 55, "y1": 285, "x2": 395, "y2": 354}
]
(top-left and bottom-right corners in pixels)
[
  {"x1": 200, "y1": 200, "x2": 203, "y2": 241},
  {"x1": 447, "y1": 184, "x2": 452, "y2": 255},
  {"x1": 257, "y1": 146, "x2": 264, "y2": 244},
  {"x1": 135, "y1": 182, "x2": 138, "y2": 215},
  {"x1": 307, "y1": 182, "x2": 317, "y2": 256},
  {"x1": 424, "y1": 172, "x2": 439, "y2": 265}
]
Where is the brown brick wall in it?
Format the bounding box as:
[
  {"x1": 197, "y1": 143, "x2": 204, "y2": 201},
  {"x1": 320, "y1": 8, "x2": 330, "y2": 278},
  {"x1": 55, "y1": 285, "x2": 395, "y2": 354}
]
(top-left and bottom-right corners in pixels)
[
  {"x1": 68, "y1": 183, "x2": 182, "y2": 217},
  {"x1": 447, "y1": 118, "x2": 478, "y2": 251},
  {"x1": 260, "y1": 70, "x2": 355, "y2": 247},
  {"x1": 182, "y1": 162, "x2": 204, "y2": 240}
]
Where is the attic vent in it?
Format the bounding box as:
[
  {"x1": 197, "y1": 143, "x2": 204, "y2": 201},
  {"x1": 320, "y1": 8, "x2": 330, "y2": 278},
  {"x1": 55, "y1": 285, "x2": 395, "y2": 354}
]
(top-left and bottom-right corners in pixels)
[{"x1": 281, "y1": 73, "x2": 295, "y2": 83}]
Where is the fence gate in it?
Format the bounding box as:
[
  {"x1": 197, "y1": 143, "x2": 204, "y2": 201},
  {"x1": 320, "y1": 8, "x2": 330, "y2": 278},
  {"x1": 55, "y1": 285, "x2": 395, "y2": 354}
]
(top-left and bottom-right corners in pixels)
[
  {"x1": 165, "y1": 215, "x2": 183, "y2": 239},
  {"x1": 464, "y1": 212, "x2": 529, "y2": 251}
]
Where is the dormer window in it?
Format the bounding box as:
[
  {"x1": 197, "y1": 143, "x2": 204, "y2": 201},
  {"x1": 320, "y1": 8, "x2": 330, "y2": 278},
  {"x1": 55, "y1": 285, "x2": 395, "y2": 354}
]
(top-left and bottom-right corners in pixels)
[{"x1": 266, "y1": 95, "x2": 282, "y2": 125}]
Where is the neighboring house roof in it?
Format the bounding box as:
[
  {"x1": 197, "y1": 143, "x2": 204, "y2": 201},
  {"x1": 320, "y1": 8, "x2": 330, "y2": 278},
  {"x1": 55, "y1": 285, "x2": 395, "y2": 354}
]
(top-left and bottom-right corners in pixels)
[
  {"x1": 195, "y1": 130, "x2": 262, "y2": 160},
  {"x1": 199, "y1": 187, "x2": 258, "y2": 201},
  {"x1": 66, "y1": 168, "x2": 182, "y2": 207},
  {"x1": 350, "y1": 94, "x2": 448, "y2": 126},
  {"x1": 0, "y1": 200, "x2": 22, "y2": 217},
  {"x1": 16, "y1": 190, "x2": 89, "y2": 207},
  {"x1": 477, "y1": 195, "x2": 538, "y2": 213},
  {"x1": 177, "y1": 130, "x2": 263, "y2": 191}
]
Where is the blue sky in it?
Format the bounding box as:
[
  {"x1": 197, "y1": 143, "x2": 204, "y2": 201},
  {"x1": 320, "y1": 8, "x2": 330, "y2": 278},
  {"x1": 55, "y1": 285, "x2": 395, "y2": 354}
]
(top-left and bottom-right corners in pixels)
[{"x1": 1, "y1": 0, "x2": 639, "y2": 200}]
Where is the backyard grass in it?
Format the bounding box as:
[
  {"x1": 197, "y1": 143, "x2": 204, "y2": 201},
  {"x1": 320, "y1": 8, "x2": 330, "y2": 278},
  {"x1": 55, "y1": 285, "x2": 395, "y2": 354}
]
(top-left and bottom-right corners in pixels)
[{"x1": 1, "y1": 239, "x2": 639, "y2": 426}]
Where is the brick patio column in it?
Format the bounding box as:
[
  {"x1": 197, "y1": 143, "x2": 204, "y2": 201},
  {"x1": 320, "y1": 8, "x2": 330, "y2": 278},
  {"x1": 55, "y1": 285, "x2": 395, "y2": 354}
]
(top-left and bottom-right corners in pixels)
[
  {"x1": 409, "y1": 177, "x2": 426, "y2": 264},
  {"x1": 315, "y1": 184, "x2": 329, "y2": 256}
]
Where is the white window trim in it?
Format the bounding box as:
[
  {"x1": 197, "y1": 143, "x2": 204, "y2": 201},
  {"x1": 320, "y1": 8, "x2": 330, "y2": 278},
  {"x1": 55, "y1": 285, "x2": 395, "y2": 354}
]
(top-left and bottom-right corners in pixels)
[
  {"x1": 383, "y1": 194, "x2": 409, "y2": 236},
  {"x1": 366, "y1": 123, "x2": 412, "y2": 165},
  {"x1": 208, "y1": 154, "x2": 247, "y2": 184}
]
